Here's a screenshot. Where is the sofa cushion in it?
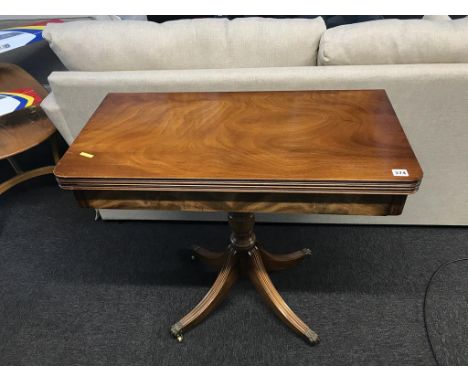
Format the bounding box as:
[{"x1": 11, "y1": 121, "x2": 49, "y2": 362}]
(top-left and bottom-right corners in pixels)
[
  {"x1": 43, "y1": 17, "x2": 326, "y2": 71},
  {"x1": 318, "y1": 18, "x2": 468, "y2": 65}
]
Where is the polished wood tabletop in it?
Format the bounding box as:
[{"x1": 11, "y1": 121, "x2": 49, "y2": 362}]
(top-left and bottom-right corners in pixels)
[{"x1": 54, "y1": 90, "x2": 422, "y2": 195}]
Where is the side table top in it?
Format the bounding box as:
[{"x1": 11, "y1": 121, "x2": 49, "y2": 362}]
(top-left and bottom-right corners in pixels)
[
  {"x1": 0, "y1": 63, "x2": 55, "y2": 160},
  {"x1": 55, "y1": 90, "x2": 423, "y2": 195}
]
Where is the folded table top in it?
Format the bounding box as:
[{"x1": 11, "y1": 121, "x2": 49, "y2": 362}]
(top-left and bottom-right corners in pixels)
[{"x1": 54, "y1": 90, "x2": 423, "y2": 195}]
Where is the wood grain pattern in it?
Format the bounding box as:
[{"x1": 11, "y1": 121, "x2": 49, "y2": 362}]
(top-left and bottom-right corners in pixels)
[
  {"x1": 55, "y1": 90, "x2": 423, "y2": 194},
  {"x1": 0, "y1": 63, "x2": 48, "y2": 98},
  {"x1": 74, "y1": 190, "x2": 407, "y2": 216},
  {"x1": 0, "y1": 64, "x2": 55, "y2": 159}
]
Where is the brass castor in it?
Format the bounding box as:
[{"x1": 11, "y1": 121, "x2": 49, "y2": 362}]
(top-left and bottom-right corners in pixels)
[{"x1": 170, "y1": 323, "x2": 184, "y2": 343}]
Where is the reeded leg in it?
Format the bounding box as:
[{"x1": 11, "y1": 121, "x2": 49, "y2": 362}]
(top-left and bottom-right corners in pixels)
[
  {"x1": 191, "y1": 245, "x2": 227, "y2": 270},
  {"x1": 171, "y1": 247, "x2": 239, "y2": 342},
  {"x1": 247, "y1": 246, "x2": 320, "y2": 345},
  {"x1": 259, "y1": 245, "x2": 312, "y2": 272}
]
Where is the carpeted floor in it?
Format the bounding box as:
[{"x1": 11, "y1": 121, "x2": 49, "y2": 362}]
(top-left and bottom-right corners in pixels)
[{"x1": 0, "y1": 173, "x2": 467, "y2": 365}]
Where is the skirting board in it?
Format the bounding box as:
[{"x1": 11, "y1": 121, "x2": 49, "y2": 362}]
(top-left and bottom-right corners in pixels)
[{"x1": 96, "y1": 209, "x2": 465, "y2": 226}]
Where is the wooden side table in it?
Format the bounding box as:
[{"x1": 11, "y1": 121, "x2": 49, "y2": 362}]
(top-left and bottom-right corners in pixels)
[{"x1": 0, "y1": 63, "x2": 59, "y2": 195}]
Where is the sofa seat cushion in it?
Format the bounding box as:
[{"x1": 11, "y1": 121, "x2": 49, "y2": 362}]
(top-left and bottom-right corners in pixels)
[
  {"x1": 43, "y1": 17, "x2": 326, "y2": 71},
  {"x1": 318, "y1": 18, "x2": 468, "y2": 65}
]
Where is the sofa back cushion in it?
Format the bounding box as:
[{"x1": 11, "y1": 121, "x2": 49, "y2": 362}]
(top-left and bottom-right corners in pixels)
[
  {"x1": 318, "y1": 18, "x2": 468, "y2": 65},
  {"x1": 43, "y1": 17, "x2": 326, "y2": 71}
]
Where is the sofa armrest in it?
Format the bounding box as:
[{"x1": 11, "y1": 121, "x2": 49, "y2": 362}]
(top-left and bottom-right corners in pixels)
[{"x1": 41, "y1": 92, "x2": 73, "y2": 145}]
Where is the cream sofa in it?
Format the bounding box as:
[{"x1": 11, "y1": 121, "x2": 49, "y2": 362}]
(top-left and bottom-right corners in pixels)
[
  {"x1": 41, "y1": 17, "x2": 468, "y2": 225},
  {"x1": 0, "y1": 16, "x2": 146, "y2": 85}
]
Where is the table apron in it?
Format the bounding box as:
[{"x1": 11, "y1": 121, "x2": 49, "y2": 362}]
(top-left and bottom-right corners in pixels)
[{"x1": 74, "y1": 190, "x2": 407, "y2": 216}]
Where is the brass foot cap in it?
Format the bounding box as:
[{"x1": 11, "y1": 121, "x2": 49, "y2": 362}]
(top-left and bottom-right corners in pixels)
[
  {"x1": 170, "y1": 322, "x2": 184, "y2": 343},
  {"x1": 190, "y1": 245, "x2": 201, "y2": 261},
  {"x1": 305, "y1": 329, "x2": 320, "y2": 345}
]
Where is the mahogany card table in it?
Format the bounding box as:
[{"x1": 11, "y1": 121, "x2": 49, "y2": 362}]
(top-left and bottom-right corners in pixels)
[{"x1": 54, "y1": 90, "x2": 423, "y2": 345}]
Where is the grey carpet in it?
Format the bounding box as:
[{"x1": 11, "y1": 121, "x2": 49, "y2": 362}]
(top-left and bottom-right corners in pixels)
[
  {"x1": 424, "y1": 260, "x2": 468, "y2": 365},
  {"x1": 0, "y1": 174, "x2": 467, "y2": 365}
]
